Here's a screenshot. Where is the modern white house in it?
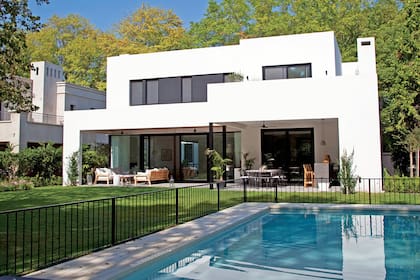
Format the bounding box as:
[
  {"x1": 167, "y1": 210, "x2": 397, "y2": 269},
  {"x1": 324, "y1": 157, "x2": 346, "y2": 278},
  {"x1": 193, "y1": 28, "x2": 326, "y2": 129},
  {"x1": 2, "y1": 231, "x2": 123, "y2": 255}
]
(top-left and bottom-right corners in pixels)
[
  {"x1": 62, "y1": 31, "x2": 382, "y2": 188},
  {"x1": 0, "y1": 61, "x2": 106, "y2": 152}
]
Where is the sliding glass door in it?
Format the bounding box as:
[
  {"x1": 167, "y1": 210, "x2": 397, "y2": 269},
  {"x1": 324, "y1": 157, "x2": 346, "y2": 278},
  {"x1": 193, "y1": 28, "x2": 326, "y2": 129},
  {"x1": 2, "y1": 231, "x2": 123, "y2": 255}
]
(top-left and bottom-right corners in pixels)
[
  {"x1": 180, "y1": 134, "x2": 208, "y2": 181},
  {"x1": 261, "y1": 128, "x2": 314, "y2": 182}
]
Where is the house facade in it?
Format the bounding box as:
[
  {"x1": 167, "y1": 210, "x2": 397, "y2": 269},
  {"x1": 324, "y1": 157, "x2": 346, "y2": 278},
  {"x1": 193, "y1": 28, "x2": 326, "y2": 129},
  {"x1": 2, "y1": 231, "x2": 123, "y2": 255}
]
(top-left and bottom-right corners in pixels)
[
  {"x1": 62, "y1": 31, "x2": 382, "y2": 188},
  {"x1": 0, "y1": 61, "x2": 106, "y2": 152}
]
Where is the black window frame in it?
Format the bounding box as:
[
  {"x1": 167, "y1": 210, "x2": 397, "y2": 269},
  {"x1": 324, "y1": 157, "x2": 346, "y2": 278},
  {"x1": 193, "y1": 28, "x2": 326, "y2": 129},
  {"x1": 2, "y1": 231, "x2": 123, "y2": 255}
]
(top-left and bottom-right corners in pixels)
[
  {"x1": 263, "y1": 63, "x2": 312, "y2": 80},
  {"x1": 129, "y1": 73, "x2": 226, "y2": 106},
  {"x1": 129, "y1": 80, "x2": 145, "y2": 106}
]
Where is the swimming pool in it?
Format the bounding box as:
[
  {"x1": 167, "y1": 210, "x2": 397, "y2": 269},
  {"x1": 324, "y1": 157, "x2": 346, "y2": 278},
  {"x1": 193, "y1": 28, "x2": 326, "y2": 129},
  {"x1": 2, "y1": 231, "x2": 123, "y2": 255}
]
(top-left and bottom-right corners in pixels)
[{"x1": 119, "y1": 209, "x2": 420, "y2": 279}]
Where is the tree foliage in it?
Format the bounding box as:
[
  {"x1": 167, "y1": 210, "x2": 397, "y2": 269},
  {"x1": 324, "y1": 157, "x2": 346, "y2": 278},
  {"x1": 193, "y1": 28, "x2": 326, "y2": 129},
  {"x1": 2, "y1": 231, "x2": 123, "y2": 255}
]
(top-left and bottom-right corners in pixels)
[
  {"x1": 81, "y1": 144, "x2": 109, "y2": 184},
  {"x1": 26, "y1": 14, "x2": 108, "y2": 90},
  {"x1": 0, "y1": 0, "x2": 48, "y2": 111},
  {"x1": 19, "y1": 143, "x2": 62, "y2": 179},
  {"x1": 379, "y1": 0, "x2": 419, "y2": 173},
  {"x1": 115, "y1": 3, "x2": 189, "y2": 52},
  {"x1": 205, "y1": 148, "x2": 232, "y2": 180}
]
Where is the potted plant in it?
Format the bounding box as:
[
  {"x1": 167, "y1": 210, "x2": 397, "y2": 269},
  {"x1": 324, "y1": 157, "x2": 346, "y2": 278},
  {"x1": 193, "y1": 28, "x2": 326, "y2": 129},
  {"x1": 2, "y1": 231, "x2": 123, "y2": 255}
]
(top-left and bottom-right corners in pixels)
[
  {"x1": 205, "y1": 148, "x2": 232, "y2": 188},
  {"x1": 225, "y1": 72, "x2": 244, "y2": 82},
  {"x1": 242, "y1": 152, "x2": 255, "y2": 174}
]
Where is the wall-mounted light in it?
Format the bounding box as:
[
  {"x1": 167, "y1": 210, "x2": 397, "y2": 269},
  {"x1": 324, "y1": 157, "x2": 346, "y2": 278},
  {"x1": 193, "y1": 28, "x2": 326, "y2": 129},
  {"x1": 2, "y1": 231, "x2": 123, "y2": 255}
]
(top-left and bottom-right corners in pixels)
[
  {"x1": 320, "y1": 119, "x2": 326, "y2": 146},
  {"x1": 261, "y1": 121, "x2": 267, "y2": 128}
]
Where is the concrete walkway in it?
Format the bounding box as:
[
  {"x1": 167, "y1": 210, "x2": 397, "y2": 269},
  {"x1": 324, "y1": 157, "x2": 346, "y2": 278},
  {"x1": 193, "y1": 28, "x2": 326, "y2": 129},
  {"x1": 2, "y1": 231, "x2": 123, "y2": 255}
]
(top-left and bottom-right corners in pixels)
[{"x1": 27, "y1": 203, "x2": 274, "y2": 280}]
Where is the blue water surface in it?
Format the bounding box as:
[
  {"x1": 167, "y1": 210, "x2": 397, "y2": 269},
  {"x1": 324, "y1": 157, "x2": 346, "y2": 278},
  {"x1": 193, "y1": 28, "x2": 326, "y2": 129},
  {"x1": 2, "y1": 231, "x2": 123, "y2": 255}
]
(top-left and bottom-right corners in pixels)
[{"x1": 120, "y1": 209, "x2": 420, "y2": 280}]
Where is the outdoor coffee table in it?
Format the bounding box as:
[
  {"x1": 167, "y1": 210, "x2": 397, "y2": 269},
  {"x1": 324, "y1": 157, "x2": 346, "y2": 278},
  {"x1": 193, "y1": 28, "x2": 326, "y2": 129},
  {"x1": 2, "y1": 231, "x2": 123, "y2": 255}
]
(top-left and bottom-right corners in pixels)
[{"x1": 119, "y1": 174, "x2": 135, "y2": 185}]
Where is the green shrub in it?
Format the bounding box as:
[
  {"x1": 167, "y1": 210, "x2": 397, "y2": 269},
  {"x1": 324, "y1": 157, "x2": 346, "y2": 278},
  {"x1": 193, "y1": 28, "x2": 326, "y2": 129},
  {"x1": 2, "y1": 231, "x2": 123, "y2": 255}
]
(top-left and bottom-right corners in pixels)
[
  {"x1": 0, "y1": 145, "x2": 19, "y2": 181},
  {"x1": 0, "y1": 178, "x2": 34, "y2": 192},
  {"x1": 22, "y1": 175, "x2": 62, "y2": 187},
  {"x1": 19, "y1": 143, "x2": 62, "y2": 178},
  {"x1": 82, "y1": 144, "x2": 109, "y2": 184},
  {"x1": 383, "y1": 169, "x2": 420, "y2": 192},
  {"x1": 338, "y1": 149, "x2": 357, "y2": 194},
  {"x1": 67, "y1": 151, "x2": 79, "y2": 186}
]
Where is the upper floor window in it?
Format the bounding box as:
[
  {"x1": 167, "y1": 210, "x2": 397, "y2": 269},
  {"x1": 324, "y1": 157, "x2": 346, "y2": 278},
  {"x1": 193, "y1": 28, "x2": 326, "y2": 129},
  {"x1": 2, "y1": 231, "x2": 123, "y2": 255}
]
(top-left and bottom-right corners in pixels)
[
  {"x1": 130, "y1": 74, "x2": 224, "y2": 106},
  {"x1": 182, "y1": 77, "x2": 192, "y2": 103},
  {"x1": 263, "y1": 63, "x2": 311, "y2": 80},
  {"x1": 130, "y1": 80, "x2": 145, "y2": 105}
]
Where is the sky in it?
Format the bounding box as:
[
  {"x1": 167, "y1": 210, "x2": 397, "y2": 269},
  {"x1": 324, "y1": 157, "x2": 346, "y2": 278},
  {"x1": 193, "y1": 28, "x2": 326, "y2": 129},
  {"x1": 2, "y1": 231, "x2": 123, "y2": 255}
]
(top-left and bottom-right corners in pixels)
[{"x1": 29, "y1": 0, "x2": 210, "y2": 31}]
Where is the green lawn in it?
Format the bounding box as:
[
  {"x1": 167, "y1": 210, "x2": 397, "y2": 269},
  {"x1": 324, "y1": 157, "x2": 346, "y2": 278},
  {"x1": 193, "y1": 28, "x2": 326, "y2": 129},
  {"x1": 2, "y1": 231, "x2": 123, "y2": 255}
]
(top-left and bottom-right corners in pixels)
[
  {"x1": 0, "y1": 186, "x2": 159, "y2": 211},
  {"x1": 0, "y1": 185, "x2": 242, "y2": 276}
]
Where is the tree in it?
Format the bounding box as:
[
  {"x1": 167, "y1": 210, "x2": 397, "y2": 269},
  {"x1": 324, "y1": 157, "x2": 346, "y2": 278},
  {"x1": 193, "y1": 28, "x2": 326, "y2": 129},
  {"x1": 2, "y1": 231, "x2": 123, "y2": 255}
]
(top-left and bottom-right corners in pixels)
[
  {"x1": 27, "y1": 14, "x2": 109, "y2": 90},
  {"x1": 380, "y1": 0, "x2": 420, "y2": 173},
  {"x1": 247, "y1": 0, "x2": 292, "y2": 37},
  {"x1": 405, "y1": 127, "x2": 420, "y2": 177},
  {"x1": 189, "y1": 0, "x2": 251, "y2": 47},
  {"x1": 115, "y1": 4, "x2": 189, "y2": 52},
  {"x1": 0, "y1": 0, "x2": 48, "y2": 111}
]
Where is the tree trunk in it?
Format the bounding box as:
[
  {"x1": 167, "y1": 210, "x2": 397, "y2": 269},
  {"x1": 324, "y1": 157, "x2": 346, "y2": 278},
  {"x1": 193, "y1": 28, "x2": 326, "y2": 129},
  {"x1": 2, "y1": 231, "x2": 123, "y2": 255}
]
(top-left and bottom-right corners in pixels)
[{"x1": 410, "y1": 151, "x2": 414, "y2": 177}]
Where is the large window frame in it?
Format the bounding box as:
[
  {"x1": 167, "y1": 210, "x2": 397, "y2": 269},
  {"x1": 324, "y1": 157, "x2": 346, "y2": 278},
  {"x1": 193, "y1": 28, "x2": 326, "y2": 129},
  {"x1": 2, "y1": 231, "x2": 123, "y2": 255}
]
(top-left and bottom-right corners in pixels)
[
  {"x1": 129, "y1": 73, "x2": 226, "y2": 106},
  {"x1": 263, "y1": 63, "x2": 312, "y2": 80},
  {"x1": 261, "y1": 128, "x2": 314, "y2": 182}
]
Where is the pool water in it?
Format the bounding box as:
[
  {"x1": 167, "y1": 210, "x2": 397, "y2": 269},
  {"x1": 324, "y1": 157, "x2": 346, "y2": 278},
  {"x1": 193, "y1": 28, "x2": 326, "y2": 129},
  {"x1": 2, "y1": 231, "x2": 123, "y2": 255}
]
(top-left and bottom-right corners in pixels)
[{"x1": 120, "y1": 209, "x2": 420, "y2": 280}]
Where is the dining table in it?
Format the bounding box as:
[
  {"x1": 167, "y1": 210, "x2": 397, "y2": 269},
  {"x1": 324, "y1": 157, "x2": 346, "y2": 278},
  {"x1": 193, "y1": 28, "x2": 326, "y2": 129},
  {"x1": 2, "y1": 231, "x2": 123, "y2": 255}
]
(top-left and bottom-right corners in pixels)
[{"x1": 244, "y1": 169, "x2": 285, "y2": 187}]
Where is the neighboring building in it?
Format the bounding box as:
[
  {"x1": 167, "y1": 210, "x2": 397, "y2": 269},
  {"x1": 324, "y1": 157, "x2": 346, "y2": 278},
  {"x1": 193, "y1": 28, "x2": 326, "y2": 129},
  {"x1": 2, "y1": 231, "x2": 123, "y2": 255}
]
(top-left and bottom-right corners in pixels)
[
  {"x1": 0, "y1": 61, "x2": 106, "y2": 152},
  {"x1": 62, "y1": 31, "x2": 382, "y2": 189}
]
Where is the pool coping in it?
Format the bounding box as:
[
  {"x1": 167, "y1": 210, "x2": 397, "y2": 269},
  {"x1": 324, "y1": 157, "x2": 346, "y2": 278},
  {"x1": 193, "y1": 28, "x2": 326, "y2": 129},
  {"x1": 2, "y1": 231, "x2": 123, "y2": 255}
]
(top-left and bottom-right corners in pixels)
[{"x1": 26, "y1": 203, "x2": 420, "y2": 280}]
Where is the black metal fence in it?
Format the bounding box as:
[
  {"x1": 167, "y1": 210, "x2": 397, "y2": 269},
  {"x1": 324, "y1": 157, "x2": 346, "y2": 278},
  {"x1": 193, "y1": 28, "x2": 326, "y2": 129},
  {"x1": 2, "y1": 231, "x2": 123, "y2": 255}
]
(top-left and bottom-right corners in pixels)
[
  {"x1": 0, "y1": 177, "x2": 419, "y2": 276},
  {"x1": 240, "y1": 177, "x2": 420, "y2": 205}
]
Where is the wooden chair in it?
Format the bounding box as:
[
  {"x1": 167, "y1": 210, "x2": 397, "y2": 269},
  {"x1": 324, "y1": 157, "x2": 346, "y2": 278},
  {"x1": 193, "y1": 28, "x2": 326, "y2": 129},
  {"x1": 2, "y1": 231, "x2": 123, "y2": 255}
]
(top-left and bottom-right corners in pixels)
[{"x1": 303, "y1": 164, "x2": 315, "y2": 187}]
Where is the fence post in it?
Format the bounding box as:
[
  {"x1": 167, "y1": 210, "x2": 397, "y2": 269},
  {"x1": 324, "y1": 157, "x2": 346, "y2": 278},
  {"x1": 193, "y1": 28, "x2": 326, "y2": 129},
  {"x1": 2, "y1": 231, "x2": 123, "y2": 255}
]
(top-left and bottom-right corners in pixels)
[
  {"x1": 111, "y1": 198, "x2": 116, "y2": 245},
  {"x1": 275, "y1": 184, "x2": 278, "y2": 203},
  {"x1": 176, "y1": 188, "x2": 179, "y2": 224},
  {"x1": 217, "y1": 183, "x2": 221, "y2": 211},
  {"x1": 243, "y1": 177, "x2": 247, "y2": 202},
  {"x1": 368, "y1": 179, "x2": 372, "y2": 205}
]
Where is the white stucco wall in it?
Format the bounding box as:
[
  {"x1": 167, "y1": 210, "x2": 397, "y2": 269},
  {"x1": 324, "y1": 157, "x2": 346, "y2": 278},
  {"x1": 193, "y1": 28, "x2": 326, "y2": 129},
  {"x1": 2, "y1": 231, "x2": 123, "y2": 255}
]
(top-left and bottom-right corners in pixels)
[
  {"x1": 62, "y1": 31, "x2": 381, "y2": 186},
  {"x1": 56, "y1": 82, "x2": 106, "y2": 112},
  {"x1": 0, "y1": 114, "x2": 20, "y2": 151},
  {"x1": 19, "y1": 113, "x2": 63, "y2": 149},
  {"x1": 31, "y1": 61, "x2": 64, "y2": 116}
]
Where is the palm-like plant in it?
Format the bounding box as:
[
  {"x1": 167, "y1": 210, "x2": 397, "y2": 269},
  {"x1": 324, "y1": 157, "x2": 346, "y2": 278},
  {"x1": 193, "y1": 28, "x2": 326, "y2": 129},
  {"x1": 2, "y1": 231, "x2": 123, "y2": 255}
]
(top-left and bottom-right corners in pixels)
[{"x1": 205, "y1": 148, "x2": 232, "y2": 181}]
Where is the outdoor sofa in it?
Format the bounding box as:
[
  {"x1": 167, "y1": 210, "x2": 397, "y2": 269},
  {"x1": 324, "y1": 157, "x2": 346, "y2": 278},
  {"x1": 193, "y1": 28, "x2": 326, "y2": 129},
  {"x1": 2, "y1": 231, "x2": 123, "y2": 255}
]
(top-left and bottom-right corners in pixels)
[{"x1": 134, "y1": 168, "x2": 170, "y2": 186}]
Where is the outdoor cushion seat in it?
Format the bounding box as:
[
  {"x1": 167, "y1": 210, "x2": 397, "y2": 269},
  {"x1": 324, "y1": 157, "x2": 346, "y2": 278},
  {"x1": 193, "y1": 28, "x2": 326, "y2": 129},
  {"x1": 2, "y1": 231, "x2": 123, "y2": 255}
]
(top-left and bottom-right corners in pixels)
[
  {"x1": 94, "y1": 168, "x2": 116, "y2": 185},
  {"x1": 134, "y1": 168, "x2": 169, "y2": 186}
]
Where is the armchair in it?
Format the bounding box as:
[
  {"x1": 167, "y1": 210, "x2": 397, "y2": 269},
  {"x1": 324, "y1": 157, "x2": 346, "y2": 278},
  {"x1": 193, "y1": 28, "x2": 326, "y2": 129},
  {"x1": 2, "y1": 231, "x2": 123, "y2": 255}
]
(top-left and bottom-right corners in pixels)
[
  {"x1": 303, "y1": 164, "x2": 315, "y2": 187},
  {"x1": 94, "y1": 168, "x2": 115, "y2": 185}
]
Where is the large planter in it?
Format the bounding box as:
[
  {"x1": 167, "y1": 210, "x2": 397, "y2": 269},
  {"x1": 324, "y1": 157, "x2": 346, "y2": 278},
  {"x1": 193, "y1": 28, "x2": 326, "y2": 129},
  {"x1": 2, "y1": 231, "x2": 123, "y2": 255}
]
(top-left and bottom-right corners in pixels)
[
  {"x1": 216, "y1": 180, "x2": 225, "y2": 188},
  {"x1": 86, "y1": 174, "x2": 93, "y2": 185}
]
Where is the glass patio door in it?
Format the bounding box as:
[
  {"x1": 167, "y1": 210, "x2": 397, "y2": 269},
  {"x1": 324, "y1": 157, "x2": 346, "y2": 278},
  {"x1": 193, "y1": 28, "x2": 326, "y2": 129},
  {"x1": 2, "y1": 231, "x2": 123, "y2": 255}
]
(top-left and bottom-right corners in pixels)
[
  {"x1": 180, "y1": 134, "x2": 208, "y2": 181},
  {"x1": 261, "y1": 128, "x2": 314, "y2": 182}
]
